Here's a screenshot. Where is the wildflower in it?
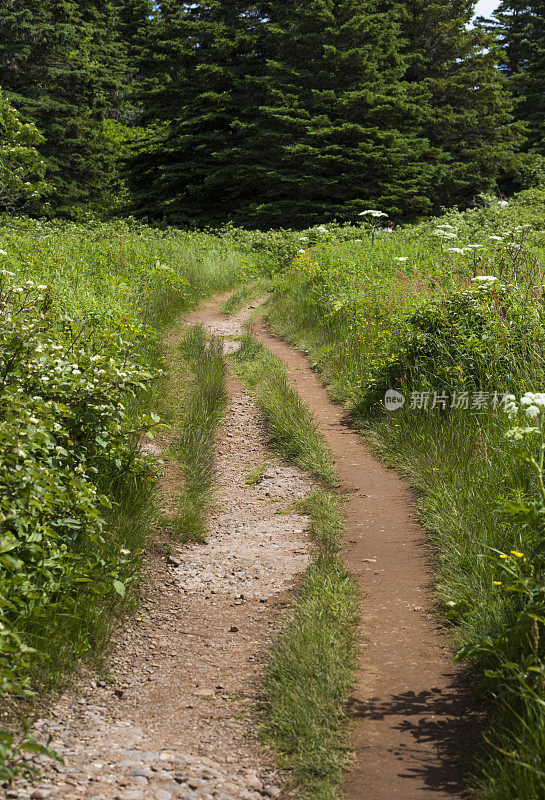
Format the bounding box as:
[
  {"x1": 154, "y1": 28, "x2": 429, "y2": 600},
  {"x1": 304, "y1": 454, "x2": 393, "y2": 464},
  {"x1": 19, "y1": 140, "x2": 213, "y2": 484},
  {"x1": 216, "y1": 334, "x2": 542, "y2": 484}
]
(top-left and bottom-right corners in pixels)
[
  {"x1": 433, "y1": 230, "x2": 457, "y2": 239},
  {"x1": 359, "y1": 210, "x2": 387, "y2": 217},
  {"x1": 0, "y1": 249, "x2": 7, "y2": 256},
  {"x1": 493, "y1": 581, "x2": 502, "y2": 585},
  {"x1": 316, "y1": 226, "x2": 328, "y2": 233},
  {"x1": 521, "y1": 392, "x2": 545, "y2": 408},
  {"x1": 394, "y1": 257, "x2": 408, "y2": 262},
  {"x1": 500, "y1": 554, "x2": 508, "y2": 559},
  {"x1": 447, "y1": 248, "x2": 465, "y2": 254},
  {"x1": 472, "y1": 275, "x2": 499, "y2": 283},
  {"x1": 510, "y1": 551, "x2": 524, "y2": 558},
  {"x1": 466, "y1": 244, "x2": 484, "y2": 249},
  {"x1": 489, "y1": 235, "x2": 504, "y2": 241},
  {"x1": 498, "y1": 200, "x2": 509, "y2": 207},
  {"x1": 525, "y1": 405, "x2": 540, "y2": 420}
]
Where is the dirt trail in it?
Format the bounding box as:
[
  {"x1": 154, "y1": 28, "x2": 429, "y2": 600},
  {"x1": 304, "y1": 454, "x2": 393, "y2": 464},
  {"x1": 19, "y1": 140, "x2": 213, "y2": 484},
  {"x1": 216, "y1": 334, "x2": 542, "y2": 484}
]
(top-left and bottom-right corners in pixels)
[
  {"x1": 252, "y1": 318, "x2": 473, "y2": 800},
  {"x1": 14, "y1": 300, "x2": 315, "y2": 800}
]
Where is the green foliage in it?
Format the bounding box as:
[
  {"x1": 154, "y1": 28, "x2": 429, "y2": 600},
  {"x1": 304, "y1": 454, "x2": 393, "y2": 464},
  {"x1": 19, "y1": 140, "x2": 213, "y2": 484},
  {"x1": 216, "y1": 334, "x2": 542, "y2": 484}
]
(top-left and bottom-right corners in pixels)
[
  {"x1": 362, "y1": 281, "x2": 545, "y2": 413},
  {"x1": 393, "y1": 0, "x2": 523, "y2": 207},
  {"x1": 482, "y1": 2, "x2": 545, "y2": 158},
  {"x1": 0, "y1": 91, "x2": 47, "y2": 213},
  {"x1": 128, "y1": 1, "x2": 519, "y2": 227},
  {"x1": 0, "y1": 0, "x2": 130, "y2": 215}
]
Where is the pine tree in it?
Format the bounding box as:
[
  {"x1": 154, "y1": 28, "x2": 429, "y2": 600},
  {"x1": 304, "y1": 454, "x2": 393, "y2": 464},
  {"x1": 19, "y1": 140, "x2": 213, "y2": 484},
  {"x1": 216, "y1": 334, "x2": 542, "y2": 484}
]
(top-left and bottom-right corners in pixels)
[
  {"x1": 483, "y1": 1, "x2": 545, "y2": 154},
  {"x1": 390, "y1": 0, "x2": 522, "y2": 207},
  {"x1": 129, "y1": 0, "x2": 441, "y2": 227},
  {"x1": 0, "y1": 0, "x2": 129, "y2": 214}
]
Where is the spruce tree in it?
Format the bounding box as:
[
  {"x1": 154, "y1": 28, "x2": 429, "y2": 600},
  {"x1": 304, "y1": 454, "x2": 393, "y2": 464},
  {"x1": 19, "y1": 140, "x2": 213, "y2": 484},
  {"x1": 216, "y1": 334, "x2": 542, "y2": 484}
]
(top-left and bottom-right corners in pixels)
[
  {"x1": 0, "y1": 0, "x2": 128, "y2": 214},
  {"x1": 127, "y1": 1, "x2": 265, "y2": 225},
  {"x1": 390, "y1": 0, "x2": 522, "y2": 207},
  {"x1": 483, "y1": 2, "x2": 545, "y2": 154},
  {"x1": 129, "y1": 0, "x2": 440, "y2": 227},
  {"x1": 242, "y1": 0, "x2": 440, "y2": 227}
]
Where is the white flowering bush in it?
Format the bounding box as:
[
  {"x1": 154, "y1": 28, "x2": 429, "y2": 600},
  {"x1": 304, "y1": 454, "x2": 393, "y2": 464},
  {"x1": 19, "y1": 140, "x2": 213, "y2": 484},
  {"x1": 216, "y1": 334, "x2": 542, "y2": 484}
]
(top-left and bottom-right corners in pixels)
[{"x1": 0, "y1": 276, "x2": 160, "y2": 716}]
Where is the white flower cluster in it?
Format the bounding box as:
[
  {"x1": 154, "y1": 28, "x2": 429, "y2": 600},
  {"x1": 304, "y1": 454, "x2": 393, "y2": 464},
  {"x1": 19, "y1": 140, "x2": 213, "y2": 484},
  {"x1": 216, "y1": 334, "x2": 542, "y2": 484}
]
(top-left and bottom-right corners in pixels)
[
  {"x1": 504, "y1": 393, "x2": 545, "y2": 421},
  {"x1": 359, "y1": 210, "x2": 387, "y2": 218}
]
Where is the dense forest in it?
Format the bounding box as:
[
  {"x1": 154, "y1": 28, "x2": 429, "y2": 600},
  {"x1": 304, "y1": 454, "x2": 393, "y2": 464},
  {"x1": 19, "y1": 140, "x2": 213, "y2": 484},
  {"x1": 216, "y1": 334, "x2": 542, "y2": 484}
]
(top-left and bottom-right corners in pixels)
[{"x1": 0, "y1": 0, "x2": 544, "y2": 227}]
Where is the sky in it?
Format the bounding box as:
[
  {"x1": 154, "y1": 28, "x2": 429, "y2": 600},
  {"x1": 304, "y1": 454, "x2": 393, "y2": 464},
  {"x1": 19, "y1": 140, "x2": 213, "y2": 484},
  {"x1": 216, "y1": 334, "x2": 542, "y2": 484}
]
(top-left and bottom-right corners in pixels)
[{"x1": 473, "y1": 0, "x2": 499, "y2": 18}]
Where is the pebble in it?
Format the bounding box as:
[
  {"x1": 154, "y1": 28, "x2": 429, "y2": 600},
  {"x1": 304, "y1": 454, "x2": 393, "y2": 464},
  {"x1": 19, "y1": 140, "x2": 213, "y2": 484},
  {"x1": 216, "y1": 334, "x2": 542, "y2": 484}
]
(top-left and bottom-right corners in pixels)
[
  {"x1": 263, "y1": 786, "x2": 282, "y2": 798},
  {"x1": 154, "y1": 791, "x2": 172, "y2": 800},
  {"x1": 123, "y1": 791, "x2": 144, "y2": 800}
]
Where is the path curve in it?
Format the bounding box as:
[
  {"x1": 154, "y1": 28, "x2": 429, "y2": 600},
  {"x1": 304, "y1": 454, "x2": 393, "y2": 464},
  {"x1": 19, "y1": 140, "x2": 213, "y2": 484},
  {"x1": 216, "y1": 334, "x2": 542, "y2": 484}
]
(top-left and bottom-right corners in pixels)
[{"x1": 252, "y1": 317, "x2": 473, "y2": 800}]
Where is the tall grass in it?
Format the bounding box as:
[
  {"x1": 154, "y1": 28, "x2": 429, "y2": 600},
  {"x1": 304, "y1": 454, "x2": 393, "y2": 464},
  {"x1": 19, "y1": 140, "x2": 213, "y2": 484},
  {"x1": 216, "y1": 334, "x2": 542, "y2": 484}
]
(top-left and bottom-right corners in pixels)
[
  {"x1": 232, "y1": 336, "x2": 336, "y2": 487},
  {"x1": 173, "y1": 326, "x2": 228, "y2": 541}
]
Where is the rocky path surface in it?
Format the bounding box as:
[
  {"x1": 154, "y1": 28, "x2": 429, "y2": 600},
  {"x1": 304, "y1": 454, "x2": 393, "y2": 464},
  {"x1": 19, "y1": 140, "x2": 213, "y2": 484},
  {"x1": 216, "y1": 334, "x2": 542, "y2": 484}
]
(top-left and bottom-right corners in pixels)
[
  {"x1": 252, "y1": 318, "x2": 473, "y2": 800},
  {"x1": 12, "y1": 300, "x2": 315, "y2": 800}
]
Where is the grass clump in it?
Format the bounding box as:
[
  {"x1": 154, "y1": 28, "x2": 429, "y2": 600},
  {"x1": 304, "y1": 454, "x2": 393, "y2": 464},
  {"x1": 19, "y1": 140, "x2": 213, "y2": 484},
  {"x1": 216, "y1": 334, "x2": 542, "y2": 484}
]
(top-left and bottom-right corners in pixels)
[
  {"x1": 232, "y1": 336, "x2": 336, "y2": 487},
  {"x1": 264, "y1": 492, "x2": 359, "y2": 800},
  {"x1": 173, "y1": 325, "x2": 228, "y2": 541},
  {"x1": 219, "y1": 278, "x2": 272, "y2": 315}
]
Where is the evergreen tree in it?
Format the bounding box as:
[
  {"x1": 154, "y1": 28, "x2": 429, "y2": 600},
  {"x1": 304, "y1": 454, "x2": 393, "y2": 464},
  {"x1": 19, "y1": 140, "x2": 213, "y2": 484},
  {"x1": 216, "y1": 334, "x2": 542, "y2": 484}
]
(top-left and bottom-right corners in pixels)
[
  {"x1": 242, "y1": 0, "x2": 441, "y2": 227},
  {"x1": 0, "y1": 1, "x2": 129, "y2": 214},
  {"x1": 129, "y1": 0, "x2": 442, "y2": 227},
  {"x1": 483, "y1": 1, "x2": 545, "y2": 154},
  {"x1": 127, "y1": 1, "x2": 265, "y2": 225},
  {"x1": 390, "y1": 0, "x2": 522, "y2": 207}
]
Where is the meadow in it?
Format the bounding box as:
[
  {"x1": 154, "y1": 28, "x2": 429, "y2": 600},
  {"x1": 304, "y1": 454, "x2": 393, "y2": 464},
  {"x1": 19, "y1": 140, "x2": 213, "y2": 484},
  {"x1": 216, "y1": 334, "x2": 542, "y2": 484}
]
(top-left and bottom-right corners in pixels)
[
  {"x1": 266, "y1": 188, "x2": 545, "y2": 798},
  {"x1": 3, "y1": 192, "x2": 545, "y2": 795}
]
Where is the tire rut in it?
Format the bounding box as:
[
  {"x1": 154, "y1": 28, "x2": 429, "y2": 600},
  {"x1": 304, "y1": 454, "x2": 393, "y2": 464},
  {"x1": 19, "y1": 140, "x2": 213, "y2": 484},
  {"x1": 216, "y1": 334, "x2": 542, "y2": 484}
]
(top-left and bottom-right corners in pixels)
[{"x1": 12, "y1": 301, "x2": 315, "y2": 800}]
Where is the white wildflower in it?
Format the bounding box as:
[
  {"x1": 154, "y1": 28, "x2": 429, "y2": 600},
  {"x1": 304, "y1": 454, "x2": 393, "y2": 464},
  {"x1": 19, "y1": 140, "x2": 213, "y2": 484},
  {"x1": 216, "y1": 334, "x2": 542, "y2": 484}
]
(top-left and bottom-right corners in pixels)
[
  {"x1": 505, "y1": 426, "x2": 539, "y2": 441},
  {"x1": 433, "y1": 230, "x2": 457, "y2": 239},
  {"x1": 472, "y1": 275, "x2": 499, "y2": 283},
  {"x1": 447, "y1": 248, "x2": 465, "y2": 254},
  {"x1": 359, "y1": 210, "x2": 388, "y2": 217},
  {"x1": 394, "y1": 257, "x2": 408, "y2": 262},
  {"x1": 521, "y1": 393, "x2": 545, "y2": 408},
  {"x1": 525, "y1": 405, "x2": 540, "y2": 419}
]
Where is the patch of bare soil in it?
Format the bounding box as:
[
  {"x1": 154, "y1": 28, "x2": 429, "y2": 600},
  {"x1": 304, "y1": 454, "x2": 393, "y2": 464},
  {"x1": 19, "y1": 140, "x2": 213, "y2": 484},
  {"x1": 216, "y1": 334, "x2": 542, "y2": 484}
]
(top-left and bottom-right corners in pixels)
[
  {"x1": 11, "y1": 301, "x2": 315, "y2": 800},
  {"x1": 252, "y1": 318, "x2": 475, "y2": 800}
]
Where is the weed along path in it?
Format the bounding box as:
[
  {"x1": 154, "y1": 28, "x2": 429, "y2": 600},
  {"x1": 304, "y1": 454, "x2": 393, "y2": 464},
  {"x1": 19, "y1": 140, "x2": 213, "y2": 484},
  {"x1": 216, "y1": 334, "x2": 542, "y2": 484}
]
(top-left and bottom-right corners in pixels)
[
  {"x1": 252, "y1": 317, "x2": 472, "y2": 800},
  {"x1": 16, "y1": 299, "x2": 316, "y2": 800}
]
